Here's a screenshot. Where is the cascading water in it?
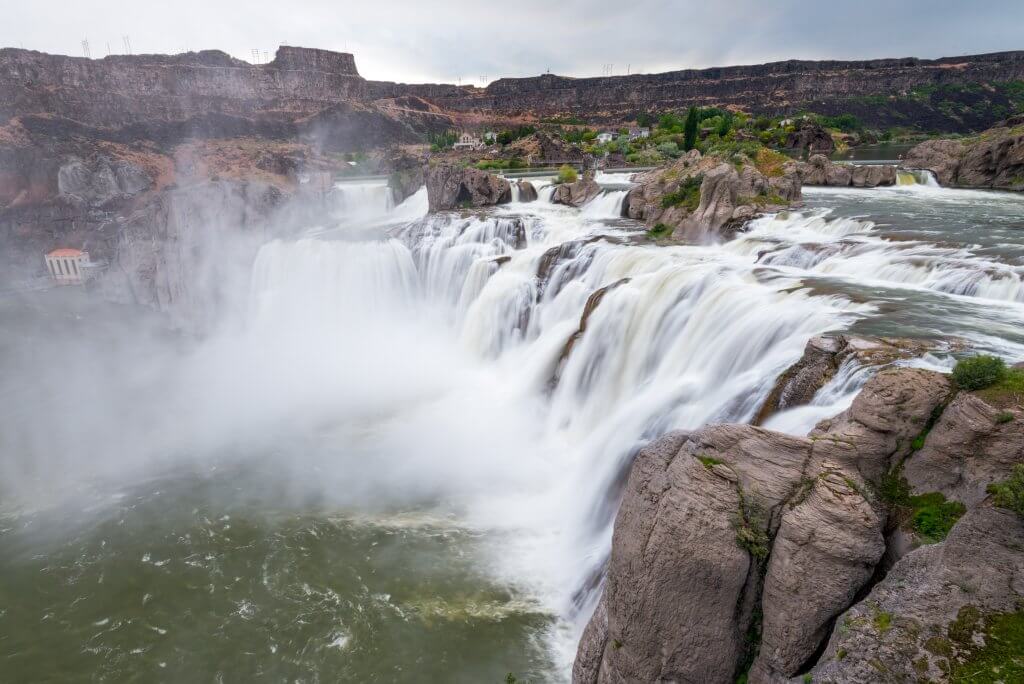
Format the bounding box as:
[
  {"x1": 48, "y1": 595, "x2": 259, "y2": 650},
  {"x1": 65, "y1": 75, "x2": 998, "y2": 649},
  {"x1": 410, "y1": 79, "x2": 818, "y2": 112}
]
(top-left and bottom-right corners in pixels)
[{"x1": 6, "y1": 169, "x2": 1024, "y2": 682}]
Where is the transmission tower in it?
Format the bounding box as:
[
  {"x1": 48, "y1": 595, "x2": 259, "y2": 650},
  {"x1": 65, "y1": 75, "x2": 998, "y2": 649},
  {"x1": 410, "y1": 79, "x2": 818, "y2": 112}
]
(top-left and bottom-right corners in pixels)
[
  {"x1": 251, "y1": 49, "x2": 260, "y2": 64},
  {"x1": 81, "y1": 39, "x2": 90, "y2": 58},
  {"x1": 122, "y1": 35, "x2": 132, "y2": 54}
]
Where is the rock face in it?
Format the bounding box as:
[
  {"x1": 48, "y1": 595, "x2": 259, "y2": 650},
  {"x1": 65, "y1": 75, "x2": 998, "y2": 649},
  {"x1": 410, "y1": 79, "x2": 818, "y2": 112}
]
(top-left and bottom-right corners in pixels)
[
  {"x1": 805, "y1": 504, "x2": 1024, "y2": 683},
  {"x1": 903, "y1": 393, "x2": 1024, "y2": 507},
  {"x1": 550, "y1": 172, "x2": 601, "y2": 207},
  {"x1": 515, "y1": 180, "x2": 538, "y2": 202},
  {"x1": 754, "y1": 334, "x2": 933, "y2": 425},
  {"x1": 785, "y1": 122, "x2": 835, "y2": 155},
  {"x1": 369, "y1": 51, "x2": 1024, "y2": 132},
  {"x1": 794, "y1": 155, "x2": 897, "y2": 187},
  {"x1": 624, "y1": 150, "x2": 801, "y2": 241},
  {"x1": 424, "y1": 164, "x2": 511, "y2": 212},
  {"x1": 752, "y1": 470, "x2": 885, "y2": 683},
  {"x1": 905, "y1": 119, "x2": 1024, "y2": 190},
  {"x1": 574, "y1": 367, "x2": 971, "y2": 684},
  {"x1": 505, "y1": 131, "x2": 585, "y2": 164},
  {"x1": 57, "y1": 156, "x2": 152, "y2": 205}
]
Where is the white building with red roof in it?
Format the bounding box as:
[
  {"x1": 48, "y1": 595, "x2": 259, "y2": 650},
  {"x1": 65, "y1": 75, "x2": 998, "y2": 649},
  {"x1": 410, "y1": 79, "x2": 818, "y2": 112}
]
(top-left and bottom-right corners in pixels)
[{"x1": 45, "y1": 248, "x2": 92, "y2": 285}]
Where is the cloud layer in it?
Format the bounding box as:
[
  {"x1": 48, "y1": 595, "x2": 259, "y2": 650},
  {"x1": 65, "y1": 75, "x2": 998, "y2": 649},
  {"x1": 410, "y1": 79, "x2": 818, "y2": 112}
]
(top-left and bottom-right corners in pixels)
[{"x1": 3, "y1": 0, "x2": 1023, "y2": 84}]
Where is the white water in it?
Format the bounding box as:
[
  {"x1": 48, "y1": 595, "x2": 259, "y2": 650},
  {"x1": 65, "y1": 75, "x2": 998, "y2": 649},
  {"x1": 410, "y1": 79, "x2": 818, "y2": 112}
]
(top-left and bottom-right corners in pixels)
[{"x1": 243, "y1": 182, "x2": 874, "y2": 669}]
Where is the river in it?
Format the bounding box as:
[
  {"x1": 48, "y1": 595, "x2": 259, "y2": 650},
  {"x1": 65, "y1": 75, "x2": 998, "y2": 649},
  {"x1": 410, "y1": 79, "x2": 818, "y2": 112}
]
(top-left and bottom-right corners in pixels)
[{"x1": 1, "y1": 171, "x2": 1022, "y2": 682}]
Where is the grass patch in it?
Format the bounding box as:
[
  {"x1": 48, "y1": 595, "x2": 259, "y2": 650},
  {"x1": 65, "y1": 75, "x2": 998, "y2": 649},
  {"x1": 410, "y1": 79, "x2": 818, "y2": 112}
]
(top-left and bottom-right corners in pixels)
[
  {"x1": 660, "y1": 175, "x2": 703, "y2": 211},
  {"x1": 646, "y1": 223, "x2": 673, "y2": 239},
  {"x1": 874, "y1": 610, "x2": 893, "y2": 633},
  {"x1": 734, "y1": 491, "x2": 770, "y2": 562},
  {"x1": 952, "y1": 355, "x2": 1007, "y2": 391},
  {"x1": 949, "y1": 609, "x2": 1024, "y2": 683},
  {"x1": 697, "y1": 454, "x2": 724, "y2": 468},
  {"x1": 988, "y1": 464, "x2": 1024, "y2": 518},
  {"x1": 975, "y1": 367, "x2": 1024, "y2": 409},
  {"x1": 879, "y1": 474, "x2": 965, "y2": 543},
  {"x1": 996, "y1": 411, "x2": 1015, "y2": 424}
]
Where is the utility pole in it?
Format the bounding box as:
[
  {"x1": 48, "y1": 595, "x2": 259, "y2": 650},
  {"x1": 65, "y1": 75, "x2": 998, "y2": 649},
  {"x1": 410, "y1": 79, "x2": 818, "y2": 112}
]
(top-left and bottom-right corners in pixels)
[
  {"x1": 122, "y1": 35, "x2": 132, "y2": 54},
  {"x1": 81, "y1": 39, "x2": 90, "y2": 58},
  {"x1": 251, "y1": 48, "x2": 260, "y2": 64}
]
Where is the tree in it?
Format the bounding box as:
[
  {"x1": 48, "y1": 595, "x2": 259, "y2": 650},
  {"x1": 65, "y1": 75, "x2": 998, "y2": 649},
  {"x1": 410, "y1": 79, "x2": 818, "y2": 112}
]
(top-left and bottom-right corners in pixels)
[{"x1": 683, "y1": 106, "x2": 699, "y2": 151}]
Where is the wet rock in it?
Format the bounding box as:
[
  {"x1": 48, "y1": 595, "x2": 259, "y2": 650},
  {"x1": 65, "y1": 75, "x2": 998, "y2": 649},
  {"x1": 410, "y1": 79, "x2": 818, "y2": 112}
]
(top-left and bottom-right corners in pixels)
[
  {"x1": 516, "y1": 180, "x2": 538, "y2": 202},
  {"x1": 387, "y1": 164, "x2": 425, "y2": 205},
  {"x1": 551, "y1": 172, "x2": 601, "y2": 207},
  {"x1": 551, "y1": 278, "x2": 631, "y2": 388},
  {"x1": 904, "y1": 392, "x2": 1024, "y2": 507},
  {"x1": 424, "y1": 163, "x2": 511, "y2": 212},
  {"x1": 754, "y1": 335, "x2": 932, "y2": 425},
  {"x1": 804, "y1": 505, "x2": 1024, "y2": 683}
]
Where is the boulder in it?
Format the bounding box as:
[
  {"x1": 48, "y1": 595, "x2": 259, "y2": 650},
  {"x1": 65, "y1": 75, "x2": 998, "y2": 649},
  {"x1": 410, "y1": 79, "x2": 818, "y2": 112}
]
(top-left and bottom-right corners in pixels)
[
  {"x1": 551, "y1": 172, "x2": 601, "y2": 207},
  {"x1": 805, "y1": 504, "x2": 1024, "y2": 683},
  {"x1": 751, "y1": 470, "x2": 885, "y2": 683},
  {"x1": 903, "y1": 392, "x2": 1024, "y2": 507},
  {"x1": 424, "y1": 163, "x2": 511, "y2": 212},
  {"x1": 851, "y1": 163, "x2": 897, "y2": 187},
  {"x1": 903, "y1": 139, "x2": 966, "y2": 186},
  {"x1": 574, "y1": 430, "x2": 758, "y2": 684},
  {"x1": 754, "y1": 335, "x2": 933, "y2": 425},
  {"x1": 809, "y1": 367, "x2": 952, "y2": 485},
  {"x1": 516, "y1": 179, "x2": 538, "y2": 202},
  {"x1": 785, "y1": 122, "x2": 835, "y2": 155}
]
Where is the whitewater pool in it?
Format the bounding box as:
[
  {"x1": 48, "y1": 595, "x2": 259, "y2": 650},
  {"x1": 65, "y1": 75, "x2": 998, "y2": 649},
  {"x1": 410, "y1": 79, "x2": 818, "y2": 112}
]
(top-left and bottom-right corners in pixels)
[{"x1": 1, "y1": 174, "x2": 1023, "y2": 682}]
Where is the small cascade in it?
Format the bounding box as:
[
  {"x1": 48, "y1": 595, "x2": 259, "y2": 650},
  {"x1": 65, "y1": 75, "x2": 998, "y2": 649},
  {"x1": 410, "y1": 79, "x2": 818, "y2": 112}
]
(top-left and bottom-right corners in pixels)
[
  {"x1": 331, "y1": 180, "x2": 397, "y2": 225},
  {"x1": 580, "y1": 189, "x2": 628, "y2": 219},
  {"x1": 897, "y1": 169, "x2": 940, "y2": 187}
]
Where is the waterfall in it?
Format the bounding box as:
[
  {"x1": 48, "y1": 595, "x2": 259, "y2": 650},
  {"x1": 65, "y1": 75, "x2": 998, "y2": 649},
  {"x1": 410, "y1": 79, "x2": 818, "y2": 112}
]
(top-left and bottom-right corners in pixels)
[
  {"x1": 330, "y1": 179, "x2": 397, "y2": 225},
  {"x1": 897, "y1": 169, "x2": 940, "y2": 187},
  {"x1": 581, "y1": 190, "x2": 628, "y2": 219},
  {"x1": 244, "y1": 192, "x2": 868, "y2": 669}
]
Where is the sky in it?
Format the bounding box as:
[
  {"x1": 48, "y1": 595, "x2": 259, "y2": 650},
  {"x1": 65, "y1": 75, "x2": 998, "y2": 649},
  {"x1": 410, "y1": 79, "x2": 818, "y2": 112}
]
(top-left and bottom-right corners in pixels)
[{"x1": 3, "y1": 0, "x2": 1023, "y2": 84}]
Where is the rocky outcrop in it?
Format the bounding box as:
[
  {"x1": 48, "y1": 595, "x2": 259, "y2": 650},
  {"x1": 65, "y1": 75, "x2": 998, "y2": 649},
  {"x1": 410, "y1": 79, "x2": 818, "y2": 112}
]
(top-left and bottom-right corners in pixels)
[
  {"x1": 574, "y1": 367, "x2": 961, "y2": 684},
  {"x1": 57, "y1": 156, "x2": 152, "y2": 205},
  {"x1": 550, "y1": 172, "x2": 601, "y2": 207},
  {"x1": 624, "y1": 150, "x2": 801, "y2": 241},
  {"x1": 805, "y1": 504, "x2": 1024, "y2": 683},
  {"x1": 752, "y1": 470, "x2": 885, "y2": 683},
  {"x1": 515, "y1": 180, "x2": 538, "y2": 202},
  {"x1": 784, "y1": 122, "x2": 835, "y2": 155},
  {"x1": 905, "y1": 118, "x2": 1024, "y2": 191},
  {"x1": 424, "y1": 164, "x2": 511, "y2": 212},
  {"x1": 903, "y1": 393, "x2": 1023, "y2": 507},
  {"x1": 377, "y1": 51, "x2": 1024, "y2": 132},
  {"x1": 505, "y1": 131, "x2": 585, "y2": 164},
  {"x1": 754, "y1": 334, "x2": 932, "y2": 425},
  {"x1": 794, "y1": 155, "x2": 897, "y2": 187},
  {"x1": 810, "y1": 367, "x2": 952, "y2": 485}
]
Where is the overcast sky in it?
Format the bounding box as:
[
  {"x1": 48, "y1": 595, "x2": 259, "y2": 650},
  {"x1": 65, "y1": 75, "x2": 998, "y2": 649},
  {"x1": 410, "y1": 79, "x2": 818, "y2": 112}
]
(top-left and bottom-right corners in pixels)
[{"x1": 3, "y1": 0, "x2": 1023, "y2": 84}]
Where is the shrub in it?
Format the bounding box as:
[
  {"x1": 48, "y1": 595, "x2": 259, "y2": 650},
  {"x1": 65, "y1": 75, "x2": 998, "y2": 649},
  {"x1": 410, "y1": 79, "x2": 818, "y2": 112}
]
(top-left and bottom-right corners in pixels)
[
  {"x1": 734, "y1": 495, "x2": 769, "y2": 562},
  {"x1": 996, "y1": 411, "x2": 1015, "y2": 424},
  {"x1": 647, "y1": 223, "x2": 673, "y2": 239},
  {"x1": 556, "y1": 164, "x2": 578, "y2": 184},
  {"x1": 988, "y1": 464, "x2": 1024, "y2": 517},
  {"x1": 660, "y1": 175, "x2": 703, "y2": 211},
  {"x1": 952, "y1": 355, "x2": 1007, "y2": 390}
]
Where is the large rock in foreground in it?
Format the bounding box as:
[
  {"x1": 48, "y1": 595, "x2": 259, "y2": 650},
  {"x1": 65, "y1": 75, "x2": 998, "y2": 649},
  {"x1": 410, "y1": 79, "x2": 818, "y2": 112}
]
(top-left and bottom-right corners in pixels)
[
  {"x1": 424, "y1": 164, "x2": 511, "y2": 211},
  {"x1": 550, "y1": 172, "x2": 601, "y2": 207},
  {"x1": 573, "y1": 367, "x2": 967, "y2": 684}
]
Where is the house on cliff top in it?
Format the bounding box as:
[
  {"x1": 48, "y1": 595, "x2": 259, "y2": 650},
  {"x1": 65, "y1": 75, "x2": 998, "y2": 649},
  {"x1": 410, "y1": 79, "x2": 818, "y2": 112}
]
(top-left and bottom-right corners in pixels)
[{"x1": 453, "y1": 132, "x2": 484, "y2": 150}]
